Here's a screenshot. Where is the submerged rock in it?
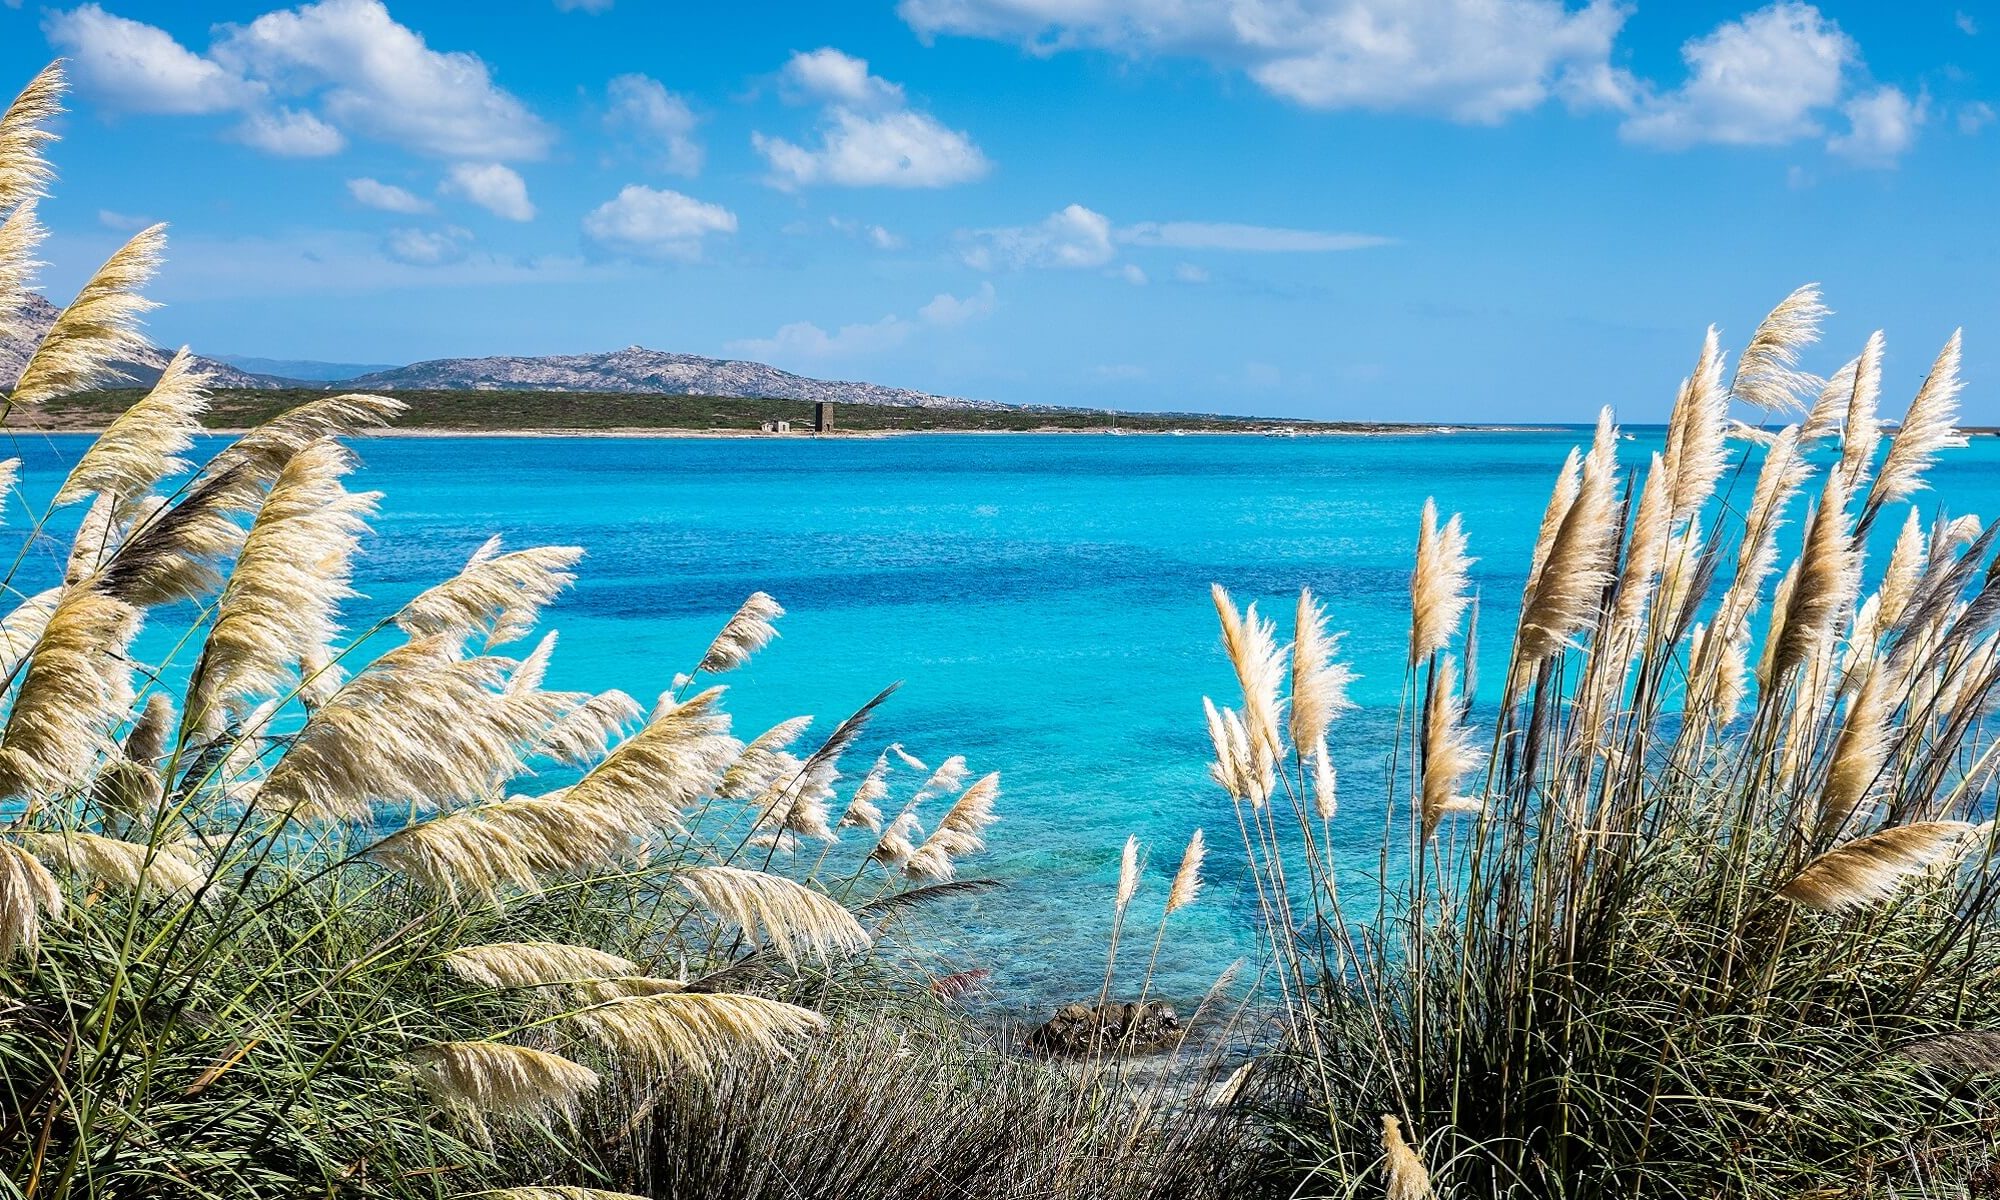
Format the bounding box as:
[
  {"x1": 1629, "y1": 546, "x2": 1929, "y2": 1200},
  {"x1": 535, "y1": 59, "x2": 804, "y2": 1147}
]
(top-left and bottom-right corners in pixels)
[{"x1": 1027, "y1": 1000, "x2": 1181, "y2": 1056}]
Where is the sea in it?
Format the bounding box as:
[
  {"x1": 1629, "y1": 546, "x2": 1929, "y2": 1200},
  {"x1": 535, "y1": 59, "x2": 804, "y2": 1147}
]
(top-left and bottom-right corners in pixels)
[{"x1": 8, "y1": 427, "x2": 2000, "y2": 1011}]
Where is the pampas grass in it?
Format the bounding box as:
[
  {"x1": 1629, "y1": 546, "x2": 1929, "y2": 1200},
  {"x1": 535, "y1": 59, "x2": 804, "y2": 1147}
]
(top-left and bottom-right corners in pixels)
[
  {"x1": 678, "y1": 866, "x2": 870, "y2": 963},
  {"x1": 698, "y1": 591, "x2": 783, "y2": 675},
  {"x1": 1409, "y1": 500, "x2": 1472, "y2": 666},
  {"x1": 1777, "y1": 821, "x2": 1977, "y2": 912}
]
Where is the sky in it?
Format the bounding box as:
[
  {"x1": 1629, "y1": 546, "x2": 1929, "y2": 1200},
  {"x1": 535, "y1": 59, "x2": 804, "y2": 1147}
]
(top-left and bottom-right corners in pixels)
[{"x1": 0, "y1": 0, "x2": 1995, "y2": 421}]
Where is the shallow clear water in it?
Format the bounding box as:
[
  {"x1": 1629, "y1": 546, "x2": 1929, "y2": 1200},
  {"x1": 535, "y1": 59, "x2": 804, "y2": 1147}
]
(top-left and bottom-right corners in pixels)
[{"x1": 9, "y1": 427, "x2": 2000, "y2": 1010}]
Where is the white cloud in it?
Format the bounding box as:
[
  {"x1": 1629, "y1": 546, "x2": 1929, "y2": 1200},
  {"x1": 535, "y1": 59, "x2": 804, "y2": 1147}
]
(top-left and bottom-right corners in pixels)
[
  {"x1": 964, "y1": 205, "x2": 1390, "y2": 274},
  {"x1": 756, "y1": 109, "x2": 989, "y2": 188},
  {"x1": 1957, "y1": 10, "x2": 1978, "y2": 35},
  {"x1": 754, "y1": 47, "x2": 989, "y2": 188},
  {"x1": 1958, "y1": 101, "x2": 1995, "y2": 134},
  {"x1": 1119, "y1": 221, "x2": 1392, "y2": 252},
  {"x1": 213, "y1": 0, "x2": 552, "y2": 159},
  {"x1": 962, "y1": 204, "x2": 1116, "y2": 269},
  {"x1": 606, "y1": 73, "x2": 703, "y2": 176},
  {"x1": 441, "y1": 162, "x2": 535, "y2": 221},
  {"x1": 583, "y1": 185, "x2": 737, "y2": 260},
  {"x1": 899, "y1": 0, "x2": 1630, "y2": 123},
  {"x1": 384, "y1": 224, "x2": 472, "y2": 266},
  {"x1": 1827, "y1": 85, "x2": 1924, "y2": 166},
  {"x1": 780, "y1": 47, "x2": 906, "y2": 109},
  {"x1": 829, "y1": 216, "x2": 906, "y2": 249},
  {"x1": 232, "y1": 105, "x2": 345, "y2": 155},
  {"x1": 729, "y1": 315, "x2": 912, "y2": 359},
  {"x1": 346, "y1": 176, "x2": 432, "y2": 213},
  {"x1": 44, "y1": 3, "x2": 261, "y2": 114},
  {"x1": 97, "y1": 209, "x2": 152, "y2": 231},
  {"x1": 1115, "y1": 263, "x2": 1148, "y2": 285},
  {"x1": 1621, "y1": 3, "x2": 1855, "y2": 148},
  {"x1": 918, "y1": 281, "x2": 997, "y2": 325}
]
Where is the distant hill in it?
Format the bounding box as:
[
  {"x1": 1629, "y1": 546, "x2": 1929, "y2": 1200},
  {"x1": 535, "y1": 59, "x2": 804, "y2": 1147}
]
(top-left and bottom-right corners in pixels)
[
  {"x1": 3, "y1": 294, "x2": 281, "y2": 390},
  {"x1": 215, "y1": 354, "x2": 399, "y2": 381},
  {"x1": 345, "y1": 346, "x2": 990, "y2": 410}
]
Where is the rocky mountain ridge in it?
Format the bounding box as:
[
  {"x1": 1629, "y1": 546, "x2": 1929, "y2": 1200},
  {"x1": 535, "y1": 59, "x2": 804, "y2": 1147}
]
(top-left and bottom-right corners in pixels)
[{"x1": 2, "y1": 294, "x2": 280, "y2": 390}]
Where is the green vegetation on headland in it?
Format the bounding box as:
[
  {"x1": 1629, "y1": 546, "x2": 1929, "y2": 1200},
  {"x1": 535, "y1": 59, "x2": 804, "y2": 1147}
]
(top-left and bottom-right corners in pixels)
[{"x1": 30, "y1": 386, "x2": 1449, "y2": 434}]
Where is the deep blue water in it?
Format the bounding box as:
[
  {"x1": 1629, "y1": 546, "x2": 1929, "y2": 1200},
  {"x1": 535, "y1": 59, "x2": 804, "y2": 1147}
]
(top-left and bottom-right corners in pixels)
[{"x1": 8, "y1": 428, "x2": 2000, "y2": 1009}]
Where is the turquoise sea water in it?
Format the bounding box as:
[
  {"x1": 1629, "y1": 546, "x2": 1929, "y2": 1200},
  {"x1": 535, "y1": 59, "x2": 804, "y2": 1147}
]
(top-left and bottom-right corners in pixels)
[{"x1": 9, "y1": 428, "x2": 2000, "y2": 1010}]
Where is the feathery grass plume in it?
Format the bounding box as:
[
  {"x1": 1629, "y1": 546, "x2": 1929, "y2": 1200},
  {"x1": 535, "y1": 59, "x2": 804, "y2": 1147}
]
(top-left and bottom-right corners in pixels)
[
  {"x1": 257, "y1": 639, "x2": 552, "y2": 824},
  {"x1": 754, "y1": 683, "x2": 892, "y2": 837},
  {"x1": 910, "y1": 753, "x2": 969, "y2": 805},
  {"x1": 868, "y1": 810, "x2": 922, "y2": 871},
  {"x1": 64, "y1": 494, "x2": 117, "y2": 584},
  {"x1": 1420, "y1": 656, "x2": 1483, "y2": 838},
  {"x1": 469, "y1": 1190, "x2": 652, "y2": 1200},
  {"x1": 409, "y1": 1042, "x2": 599, "y2": 1135},
  {"x1": 1115, "y1": 834, "x2": 1141, "y2": 913},
  {"x1": 1898, "y1": 1031, "x2": 2000, "y2": 1075},
  {"x1": 1704, "y1": 427, "x2": 1809, "y2": 677},
  {"x1": 719, "y1": 716, "x2": 813, "y2": 799},
  {"x1": 566, "y1": 991, "x2": 825, "y2": 1079},
  {"x1": 1311, "y1": 738, "x2": 1337, "y2": 820},
  {"x1": 1408, "y1": 500, "x2": 1473, "y2": 667},
  {"x1": 888, "y1": 742, "x2": 927, "y2": 771},
  {"x1": 1516, "y1": 410, "x2": 1619, "y2": 667},
  {"x1": 561, "y1": 686, "x2": 737, "y2": 831},
  {"x1": 0, "y1": 63, "x2": 61, "y2": 211},
  {"x1": 1872, "y1": 331, "x2": 1966, "y2": 508},
  {"x1": 93, "y1": 469, "x2": 249, "y2": 607},
  {"x1": 1799, "y1": 355, "x2": 1856, "y2": 444},
  {"x1": 1819, "y1": 670, "x2": 1892, "y2": 836},
  {"x1": 1878, "y1": 509, "x2": 1926, "y2": 631},
  {"x1": 190, "y1": 439, "x2": 378, "y2": 731},
  {"x1": 697, "y1": 591, "x2": 783, "y2": 674},
  {"x1": 1381, "y1": 1115, "x2": 1435, "y2": 1200},
  {"x1": 0, "y1": 585, "x2": 141, "y2": 800},
  {"x1": 1609, "y1": 454, "x2": 1671, "y2": 645},
  {"x1": 1835, "y1": 331, "x2": 1885, "y2": 488},
  {"x1": 1778, "y1": 821, "x2": 1976, "y2": 912},
  {"x1": 838, "y1": 750, "x2": 891, "y2": 831},
  {"x1": 124, "y1": 691, "x2": 173, "y2": 767},
  {"x1": 1290, "y1": 586, "x2": 1356, "y2": 751},
  {"x1": 1727, "y1": 419, "x2": 1779, "y2": 446},
  {"x1": 903, "y1": 770, "x2": 1000, "y2": 881},
  {"x1": 19, "y1": 831, "x2": 205, "y2": 894},
  {"x1": 1654, "y1": 527, "x2": 1704, "y2": 639},
  {"x1": 679, "y1": 865, "x2": 870, "y2": 963},
  {"x1": 92, "y1": 692, "x2": 174, "y2": 822},
  {"x1": 11, "y1": 224, "x2": 163, "y2": 408},
  {"x1": 1730, "y1": 283, "x2": 1826, "y2": 415},
  {"x1": 443, "y1": 941, "x2": 641, "y2": 989},
  {"x1": 0, "y1": 585, "x2": 60, "y2": 678},
  {"x1": 1663, "y1": 333, "x2": 1728, "y2": 524},
  {"x1": 1522, "y1": 448, "x2": 1581, "y2": 601},
  {"x1": 1212, "y1": 584, "x2": 1285, "y2": 760},
  {"x1": 1203, "y1": 697, "x2": 1271, "y2": 808},
  {"x1": 1166, "y1": 828, "x2": 1204, "y2": 913},
  {"x1": 1769, "y1": 472, "x2": 1858, "y2": 683},
  {"x1": 201, "y1": 393, "x2": 406, "y2": 501},
  {"x1": 397, "y1": 542, "x2": 583, "y2": 649},
  {"x1": 0, "y1": 841, "x2": 60, "y2": 959},
  {"x1": 0, "y1": 203, "x2": 45, "y2": 351},
  {"x1": 54, "y1": 349, "x2": 208, "y2": 506},
  {"x1": 531, "y1": 689, "x2": 641, "y2": 770},
  {"x1": 368, "y1": 792, "x2": 641, "y2": 901}
]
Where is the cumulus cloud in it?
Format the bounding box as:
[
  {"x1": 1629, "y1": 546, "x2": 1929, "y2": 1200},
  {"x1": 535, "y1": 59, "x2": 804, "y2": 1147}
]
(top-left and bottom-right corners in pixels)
[
  {"x1": 346, "y1": 176, "x2": 432, "y2": 213},
  {"x1": 384, "y1": 224, "x2": 473, "y2": 266},
  {"x1": 606, "y1": 73, "x2": 703, "y2": 176},
  {"x1": 582, "y1": 185, "x2": 737, "y2": 260},
  {"x1": 45, "y1": 3, "x2": 261, "y2": 114},
  {"x1": 43, "y1": 0, "x2": 551, "y2": 162},
  {"x1": 898, "y1": 0, "x2": 1630, "y2": 123},
  {"x1": 754, "y1": 47, "x2": 989, "y2": 188},
  {"x1": 232, "y1": 106, "x2": 345, "y2": 155},
  {"x1": 961, "y1": 204, "x2": 1116, "y2": 270},
  {"x1": 829, "y1": 216, "x2": 906, "y2": 249},
  {"x1": 1961, "y1": 101, "x2": 1997, "y2": 134},
  {"x1": 918, "y1": 280, "x2": 997, "y2": 325},
  {"x1": 213, "y1": 0, "x2": 552, "y2": 159},
  {"x1": 1621, "y1": 3, "x2": 1855, "y2": 148},
  {"x1": 441, "y1": 162, "x2": 535, "y2": 221},
  {"x1": 1827, "y1": 85, "x2": 1924, "y2": 166}
]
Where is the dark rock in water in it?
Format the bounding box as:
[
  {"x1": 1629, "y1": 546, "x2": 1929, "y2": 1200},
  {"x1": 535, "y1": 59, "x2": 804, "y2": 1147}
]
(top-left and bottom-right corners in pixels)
[{"x1": 1027, "y1": 1000, "x2": 1180, "y2": 1056}]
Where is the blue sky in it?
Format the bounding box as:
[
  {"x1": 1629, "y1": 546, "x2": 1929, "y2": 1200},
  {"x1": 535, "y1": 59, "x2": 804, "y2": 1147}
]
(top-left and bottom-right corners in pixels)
[{"x1": 1, "y1": 0, "x2": 1995, "y2": 420}]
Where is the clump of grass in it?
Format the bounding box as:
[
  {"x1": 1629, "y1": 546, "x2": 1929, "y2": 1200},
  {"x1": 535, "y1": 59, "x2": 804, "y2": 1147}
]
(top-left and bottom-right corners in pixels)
[
  {"x1": 1199, "y1": 283, "x2": 2000, "y2": 1197},
  {"x1": 0, "y1": 63, "x2": 1244, "y2": 1200}
]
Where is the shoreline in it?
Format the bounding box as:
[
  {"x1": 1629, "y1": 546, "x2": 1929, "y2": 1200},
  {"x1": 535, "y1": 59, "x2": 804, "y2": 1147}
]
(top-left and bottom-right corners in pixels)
[{"x1": 23, "y1": 422, "x2": 1567, "y2": 439}]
